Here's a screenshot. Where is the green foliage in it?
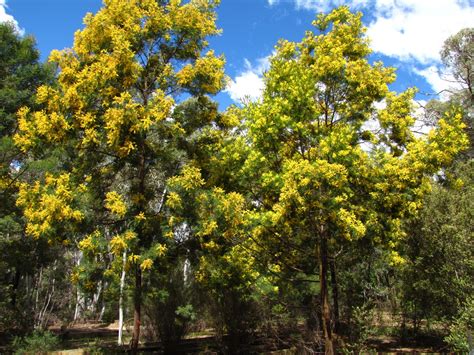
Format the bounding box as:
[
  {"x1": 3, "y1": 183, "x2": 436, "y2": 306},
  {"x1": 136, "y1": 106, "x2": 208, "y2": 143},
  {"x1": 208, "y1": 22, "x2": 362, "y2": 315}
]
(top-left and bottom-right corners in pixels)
[
  {"x1": 12, "y1": 329, "x2": 60, "y2": 354},
  {"x1": 402, "y1": 160, "x2": 474, "y2": 324},
  {"x1": 444, "y1": 297, "x2": 474, "y2": 352},
  {"x1": 175, "y1": 304, "x2": 197, "y2": 322},
  {"x1": 335, "y1": 304, "x2": 377, "y2": 354},
  {"x1": 84, "y1": 338, "x2": 107, "y2": 355},
  {"x1": 346, "y1": 305, "x2": 375, "y2": 352},
  {"x1": 143, "y1": 258, "x2": 197, "y2": 348}
]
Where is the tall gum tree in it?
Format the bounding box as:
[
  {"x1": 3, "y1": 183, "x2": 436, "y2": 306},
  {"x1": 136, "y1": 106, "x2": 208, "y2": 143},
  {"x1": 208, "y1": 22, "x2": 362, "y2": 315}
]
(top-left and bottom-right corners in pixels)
[
  {"x1": 14, "y1": 0, "x2": 225, "y2": 351},
  {"x1": 441, "y1": 28, "x2": 473, "y2": 157},
  {"x1": 240, "y1": 7, "x2": 468, "y2": 353}
]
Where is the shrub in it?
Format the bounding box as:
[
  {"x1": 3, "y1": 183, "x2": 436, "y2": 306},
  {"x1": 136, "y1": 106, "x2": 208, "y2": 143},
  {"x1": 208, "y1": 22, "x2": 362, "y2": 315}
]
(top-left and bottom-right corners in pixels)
[
  {"x1": 444, "y1": 298, "x2": 474, "y2": 353},
  {"x1": 12, "y1": 329, "x2": 60, "y2": 354}
]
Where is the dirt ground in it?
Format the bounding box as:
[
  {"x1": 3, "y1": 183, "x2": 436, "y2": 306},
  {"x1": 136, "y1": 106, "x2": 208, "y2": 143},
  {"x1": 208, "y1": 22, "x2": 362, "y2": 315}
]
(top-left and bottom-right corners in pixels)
[{"x1": 45, "y1": 323, "x2": 449, "y2": 354}]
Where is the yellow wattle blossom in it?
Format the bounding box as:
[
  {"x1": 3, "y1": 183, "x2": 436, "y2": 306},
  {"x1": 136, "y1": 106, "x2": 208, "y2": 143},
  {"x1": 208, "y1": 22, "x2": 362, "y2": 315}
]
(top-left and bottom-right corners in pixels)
[
  {"x1": 389, "y1": 250, "x2": 406, "y2": 266},
  {"x1": 70, "y1": 272, "x2": 80, "y2": 284},
  {"x1": 110, "y1": 235, "x2": 127, "y2": 255},
  {"x1": 140, "y1": 258, "x2": 153, "y2": 271},
  {"x1": 203, "y1": 240, "x2": 218, "y2": 250},
  {"x1": 128, "y1": 254, "x2": 141, "y2": 264},
  {"x1": 198, "y1": 220, "x2": 218, "y2": 237},
  {"x1": 14, "y1": 106, "x2": 71, "y2": 152},
  {"x1": 166, "y1": 192, "x2": 182, "y2": 210},
  {"x1": 124, "y1": 230, "x2": 137, "y2": 240},
  {"x1": 134, "y1": 212, "x2": 146, "y2": 221},
  {"x1": 337, "y1": 208, "x2": 366, "y2": 241},
  {"x1": 16, "y1": 173, "x2": 84, "y2": 239},
  {"x1": 169, "y1": 165, "x2": 205, "y2": 191},
  {"x1": 79, "y1": 233, "x2": 98, "y2": 253},
  {"x1": 177, "y1": 50, "x2": 226, "y2": 94},
  {"x1": 156, "y1": 243, "x2": 167, "y2": 257},
  {"x1": 104, "y1": 191, "x2": 127, "y2": 217}
]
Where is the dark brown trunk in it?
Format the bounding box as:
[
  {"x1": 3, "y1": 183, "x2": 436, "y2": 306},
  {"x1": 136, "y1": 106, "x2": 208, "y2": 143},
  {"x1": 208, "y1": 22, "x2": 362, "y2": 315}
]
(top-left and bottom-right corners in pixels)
[
  {"x1": 330, "y1": 258, "x2": 340, "y2": 333},
  {"x1": 130, "y1": 265, "x2": 142, "y2": 354},
  {"x1": 319, "y1": 233, "x2": 334, "y2": 355},
  {"x1": 11, "y1": 270, "x2": 21, "y2": 306}
]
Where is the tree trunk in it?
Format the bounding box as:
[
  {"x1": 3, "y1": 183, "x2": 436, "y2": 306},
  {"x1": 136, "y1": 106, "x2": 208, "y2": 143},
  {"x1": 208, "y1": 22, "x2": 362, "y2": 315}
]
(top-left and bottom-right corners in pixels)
[
  {"x1": 118, "y1": 250, "x2": 127, "y2": 346},
  {"x1": 130, "y1": 265, "x2": 142, "y2": 354},
  {"x1": 34, "y1": 267, "x2": 42, "y2": 318},
  {"x1": 73, "y1": 251, "x2": 83, "y2": 323},
  {"x1": 319, "y1": 233, "x2": 334, "y2": 355},
  {"x1": 11, "y1": 269, "x2": 20, "y2": 307},
  {"x1": 73, "y1": 290, "x2": 81, "y2": 323},
  {"x1": 330, "y1": 258, "x2": 340, "y2": 333},
  {"x1": 98, "y1": 279, "x2": 107, "y2": 322},
  {"x1": 91, "y1": 279, "x2": 103, "y2": 317}
]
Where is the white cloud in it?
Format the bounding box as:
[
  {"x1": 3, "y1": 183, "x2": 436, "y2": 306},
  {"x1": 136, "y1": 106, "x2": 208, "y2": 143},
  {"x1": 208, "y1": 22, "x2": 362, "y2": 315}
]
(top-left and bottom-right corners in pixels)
[
  {"x1": 414, "y1": 66, "x2": 447, "y2": 96},
  {"x1": 268, "y1": 0, "x2": 473, "y2": 63},
  {"x1": 267, "y1": 0, "x2": 369, "y2": 11},
  {"x1": 367, "y1": 0, "x2": 474, "y2": 64},
  {"x1": 0, "y1": 0, "x2": 20, "y2": 30},
  {"x1": 267, "y1": 0, "x2": 473, "y2": 64},
  {"x1": 414, "y1": 65, "x2": 465, "y2": 100},
  {"x1": 266, "y1": 0, "x2": 474, "y2": 97},
  {"x1": 294, "y1": 0, "x2": 331, "y2": 11},
  {"x1": 226, "y1": 55, "x2": 271, "y2": 104},
  {"x1": 412, "y1": 99, "x2": 434, "y2": 136},
  {"x1": 366, "y1": 0, "x2": 473, "y2": 96},
  {"x1": 226, "y1": 71, "x2": 265, "y2": 103}
]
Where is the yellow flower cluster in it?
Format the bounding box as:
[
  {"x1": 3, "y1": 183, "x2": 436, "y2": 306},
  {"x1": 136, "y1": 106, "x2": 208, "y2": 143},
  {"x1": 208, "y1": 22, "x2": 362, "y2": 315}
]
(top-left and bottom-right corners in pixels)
[
  {"x1": 169, "y1": 165, "x2": 205, "y2": 191},
  {"x1": 108, "y1": 230, "x2": 136, "y2": 256},
  {"x1": 110, "y1": 235, "x2": 127, "y2": 255},
  {"x1": 336, "y1": 208, "x2": 366, "y2": 241},
  {"x1": 389, "y1": 250, "x2": 406, "y2": 266},
  {"x1": 17, "y1": 173, "x2": 84, "y2": 239},
  {"x1": 140, "y1": 258, "x2": 153, "y2": 271},
  {"x1": 155, "y1": 243, "x2": 167, "y2": 257},
  {"x1": 78, "y1": 231, "x2": 101, "y2": 253},
  {"x1": 15, "y1": 107, "x2": 71, "y2": 152},
  {"x1": 166, "y1": 192, "x2": 182, "y2": 210},
  {"x1": 104, "y1": 191, "x2": 127, "y2": 217},
  {"x1": 134, "y1": 212, "x2": 146, "y2": 221},
  {"x1": 128, "y1": 254, "x2": 141, "y2": 264},
  {"x1": 177, "y1": 50, "x2": 226, "y2": 94},
  {"x1": 198, "y1": 220, "x2": 218, "y2": 237}
]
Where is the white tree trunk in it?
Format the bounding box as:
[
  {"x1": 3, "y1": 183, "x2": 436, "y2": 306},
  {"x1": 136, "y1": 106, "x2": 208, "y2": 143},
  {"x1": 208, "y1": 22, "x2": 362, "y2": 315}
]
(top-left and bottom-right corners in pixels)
[
  {"x1": 73, "y1": 251, "x2": 83, "y2": 323},
  {"x1": 92, "y1": 279, "x2": 103, "y2": 316},
  {"x1": 118, "y1": 249, "x2": 127, "y2": 346}
]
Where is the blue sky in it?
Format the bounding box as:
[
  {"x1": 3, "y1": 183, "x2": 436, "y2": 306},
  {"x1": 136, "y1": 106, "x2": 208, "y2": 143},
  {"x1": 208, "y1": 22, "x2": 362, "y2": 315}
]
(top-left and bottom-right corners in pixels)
[{"x1": 1, "y1": 0, "x2": 473, "y2": 110}]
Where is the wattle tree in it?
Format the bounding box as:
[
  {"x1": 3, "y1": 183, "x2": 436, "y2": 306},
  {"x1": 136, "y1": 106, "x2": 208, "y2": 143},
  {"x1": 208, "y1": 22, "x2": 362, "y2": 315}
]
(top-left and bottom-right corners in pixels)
[
  {"x1": 14, "y1": 0, "x2": 225, "y2": 351},
  {"x1": 238, "y1": 7, "x2": 467, "y2": 353}
]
